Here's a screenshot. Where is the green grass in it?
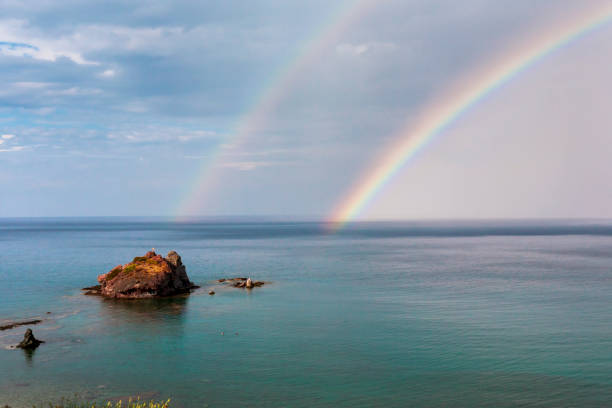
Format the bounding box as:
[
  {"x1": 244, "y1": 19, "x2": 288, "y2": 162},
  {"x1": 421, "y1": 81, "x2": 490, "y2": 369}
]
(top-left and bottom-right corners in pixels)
[
  {"x1": 105, "y1": 266, "x2": 123, "y2": 281},
  {"x1": 121, "y1": 264, "x2": 136, "y2": 275},
  {"x1": 28, "y1": 397, "x2": 171, "y2": 408},
  {"x1": 132, "y1": 257, "x2": 161, "y2": 265}
]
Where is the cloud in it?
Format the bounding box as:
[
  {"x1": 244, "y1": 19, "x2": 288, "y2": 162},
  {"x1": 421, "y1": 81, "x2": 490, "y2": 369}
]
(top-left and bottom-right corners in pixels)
[
  {"x1": 29, "y1": 107, "x2": 55, "y2": 115},
  {"x1": 0, "y1": 41, "x2": 39, "y2": 58},
  {"x1": 0, "y1": 145, "x2": 25, "y2": 152},
  {"x1": 221, "y1": 161, "x2": 280, "y2": 171},
  {"x1": 0, "y1": 19, "x2": 199, "y2": 65},
  {"x1": 0, "y1": 20, "x2": 98, "y2": 64},
  {"x1": 2, "y1": 0, "x2": 607, "y2": 218},
  {"x1": 335, "y1": 42, "x2": 396, "y2": 57},
  {"x1": 12, "y1": 81, "x2": 51, "y2": 89},
  {"x1": 45, "y1": 87, "x2": 102, "y2": 96},
  {"x1": 336, "y1": 43, "x2": 369, "y2": 56},
  {"x1": 106, "y1": 127, "x2": 217, "y2": 143},
  {"x1": 2, "y1": 134, "x2": 15, "y2": 139}
]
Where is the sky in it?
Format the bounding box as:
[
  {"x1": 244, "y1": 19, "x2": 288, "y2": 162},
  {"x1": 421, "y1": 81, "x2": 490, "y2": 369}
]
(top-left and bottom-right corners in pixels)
[{"x1": 0, "y1": 0, "x2": 611, "y2": 219}]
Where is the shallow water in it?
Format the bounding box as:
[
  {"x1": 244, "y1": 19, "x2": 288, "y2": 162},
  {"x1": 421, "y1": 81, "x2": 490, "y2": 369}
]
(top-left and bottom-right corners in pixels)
[{"x1": 1, "y1": 219, "x2": 611, "y2": 407}]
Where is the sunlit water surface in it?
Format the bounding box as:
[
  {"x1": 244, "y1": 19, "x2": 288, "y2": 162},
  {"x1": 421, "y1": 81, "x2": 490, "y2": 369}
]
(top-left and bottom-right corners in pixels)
[{"x1": 1, "y1": 219, "x2": 611, "y2": 407}]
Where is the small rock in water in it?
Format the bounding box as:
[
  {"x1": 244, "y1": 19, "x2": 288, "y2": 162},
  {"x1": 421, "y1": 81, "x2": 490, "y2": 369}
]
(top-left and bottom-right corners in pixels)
[
  {"x1": 0, "y1": 319, "x2": 42, "y2": 331},
  {"x1": 218, "y1": 276, "x2": 265, "y2": 289},
  {"x1": 17, "y1": 329, "x2": 44, "y2": 350},
  {"x1": 209, "y1": 290, "x2": 215, "y2": 295}
]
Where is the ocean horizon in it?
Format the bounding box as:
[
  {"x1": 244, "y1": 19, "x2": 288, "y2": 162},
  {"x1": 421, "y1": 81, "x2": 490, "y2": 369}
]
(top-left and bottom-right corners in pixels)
[
  {"x1": 3, "y1": 1, "x2": 612, "y2": 407},
  {"x1": 1, "y1": 218, "x2": 611, "y2": 407}
]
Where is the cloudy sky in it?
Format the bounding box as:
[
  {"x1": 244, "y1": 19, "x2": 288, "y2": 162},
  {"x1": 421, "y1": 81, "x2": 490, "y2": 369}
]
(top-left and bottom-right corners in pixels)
[{"x1": 1, "y1": 0, "x2": 611, "y2": 219}]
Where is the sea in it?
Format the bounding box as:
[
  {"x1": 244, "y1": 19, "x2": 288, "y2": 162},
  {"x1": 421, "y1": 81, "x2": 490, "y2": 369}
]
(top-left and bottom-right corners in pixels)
[{"x1": 0, "y1": 218, "x2": 611, "y2": 407}]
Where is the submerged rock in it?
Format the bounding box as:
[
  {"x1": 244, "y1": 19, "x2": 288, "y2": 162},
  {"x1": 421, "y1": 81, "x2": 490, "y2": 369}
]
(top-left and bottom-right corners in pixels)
[
  {"x1": 91, "y1": 250, "x2": 199, "y2": 299},
  {"x1": 0, "y1": 319, "x2": 42, "y2": 331},
  {"x1": 17, "y1": 329, "x2": 44, "y2": 350}
]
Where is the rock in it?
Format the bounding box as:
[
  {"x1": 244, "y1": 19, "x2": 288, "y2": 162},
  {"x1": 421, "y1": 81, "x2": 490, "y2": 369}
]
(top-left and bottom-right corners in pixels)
[
  {"x1": 82, "y1": 284, "x2": 102, "y2": 296},
  {"x1": 208, "y1": 290, "x2": 215, "y2": 295},
  {"x1": 17, "y1": 329, "x2": 44, "y2": 350},
  {"x1": 1, "y1": 319, "x2": 42, "y2": 331},
  {"x1": 218, "y1": 277, "x2": 266, "y2": 289},
  {"x1": 93, "y1": 251, "x2": 198, "y2": 299}
]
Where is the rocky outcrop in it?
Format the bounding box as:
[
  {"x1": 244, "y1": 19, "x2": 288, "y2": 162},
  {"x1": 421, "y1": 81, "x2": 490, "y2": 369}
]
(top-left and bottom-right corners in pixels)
[
  {"x1": 0, "y1": 319, "x2": 42, "y2": 331},
  {"x1": 217, "y1": 277, "x2": 265, "y2": 288},
  {"x1": 17, "y1": 329, "x2": 44, "y2": 349},
  {"x1": 89, "y1": 250, "x2": 199, "y2": 299}
]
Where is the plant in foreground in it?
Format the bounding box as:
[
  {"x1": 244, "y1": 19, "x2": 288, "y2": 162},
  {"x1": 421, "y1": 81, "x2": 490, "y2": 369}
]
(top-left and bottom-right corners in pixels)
[{"x1": 30, "y1": 397, "x2": 170, "y2": 408}]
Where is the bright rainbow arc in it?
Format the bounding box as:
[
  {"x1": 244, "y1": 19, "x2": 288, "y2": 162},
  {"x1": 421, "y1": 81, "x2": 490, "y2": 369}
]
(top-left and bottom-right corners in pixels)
[
  {"x1": 328, "y1": 5, "x2": 612, "y2": 229},
  {"x1": 177, "y1": 0, "x2": 377, "y2": 217}
]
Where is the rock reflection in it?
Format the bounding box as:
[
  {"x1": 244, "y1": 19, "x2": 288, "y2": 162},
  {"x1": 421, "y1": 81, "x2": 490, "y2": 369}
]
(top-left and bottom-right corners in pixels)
[{"x1": 95, "y1": 295, "x2": 190, "y2": 335}]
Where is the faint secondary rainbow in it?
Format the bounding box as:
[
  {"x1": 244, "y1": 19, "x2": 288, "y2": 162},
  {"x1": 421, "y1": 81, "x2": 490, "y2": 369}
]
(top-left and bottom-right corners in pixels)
[
  {"x1": 176, "y1": 0, "x2": 378, "y2": 217},
  {"x1": 328, "y1": 4, "x2": 612, "y2": 228}
]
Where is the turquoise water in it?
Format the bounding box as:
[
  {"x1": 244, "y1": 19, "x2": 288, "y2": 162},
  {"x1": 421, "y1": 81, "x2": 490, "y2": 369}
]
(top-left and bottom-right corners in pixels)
[{"x1": 1, "y1": 219, "x2": 611, "y2": 407}]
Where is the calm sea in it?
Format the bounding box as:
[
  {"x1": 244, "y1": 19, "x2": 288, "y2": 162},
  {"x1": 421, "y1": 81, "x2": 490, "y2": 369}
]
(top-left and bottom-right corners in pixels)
[{"x1": 1, "y1": 218, "x2": 611, "y2": 407}]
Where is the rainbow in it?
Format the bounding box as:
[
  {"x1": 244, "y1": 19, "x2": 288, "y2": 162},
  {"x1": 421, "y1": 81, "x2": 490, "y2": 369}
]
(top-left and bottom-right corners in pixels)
[
  {"x1": 177, "y1": 0, "x2": 377, "y2": 216},
  {"x1": 328, "y1": 4, "x2": 612, "y2": 228}
]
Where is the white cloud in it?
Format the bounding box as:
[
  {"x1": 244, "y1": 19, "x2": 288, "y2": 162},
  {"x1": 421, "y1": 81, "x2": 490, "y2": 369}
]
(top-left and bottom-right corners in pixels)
[
  {"x1": 12, "y1": 81, "x2": 51, "y2": 89},
  {"x1": 336, "y1": 42, "x2": 396, "y2": 57},
  {"x1": 0, "y1": 20, "x2": 98, "y2": 65},
  {"x1": 221, "y1": 161, "x2": 280, "y2": 171},
  {"x1": 45, "y1": 87, "x2": 102, "y2": 96},
  {"x1": 336, "y1": 43, "x2": 369, "y2": 56},
  {"x1": 0, "y1": 19, "x2": 232, "y2": 69},
  {"x1": 0, "y1": 145, "x2": 25, "y2": 152},
  {"x1": 0, "y1": 20, "x2": 186, "y2": 66},
  {"x1": 29, "y1": 107, "x2": 55, "y2": 115},
  {"x1": 106, "y1": 127, "x2": 217, "y2": 143},
  {"x1": 2, "y1": 134, "x2": 15, "y2": 139}
]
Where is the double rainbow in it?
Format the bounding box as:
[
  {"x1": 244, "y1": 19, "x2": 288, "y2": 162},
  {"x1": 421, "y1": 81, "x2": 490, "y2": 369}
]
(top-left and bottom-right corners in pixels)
[{"x1": 328, "y1": 4, "x2": 612, "y2": 228}]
